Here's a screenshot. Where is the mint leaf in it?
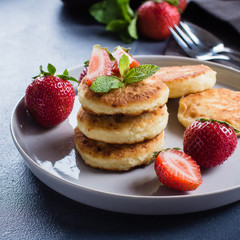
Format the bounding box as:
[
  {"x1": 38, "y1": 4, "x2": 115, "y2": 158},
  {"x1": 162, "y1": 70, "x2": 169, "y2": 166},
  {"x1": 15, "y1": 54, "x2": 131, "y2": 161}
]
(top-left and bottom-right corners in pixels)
[
  {"x1": 117, "y1": 0, "x2": 132, "y2": 23},
  {"x1": 89, "y1": 0, "x2": 136, "y2": 43},
  {"x1": 90, "y1": 76, "x2": 124, "y2": 93},
  {"x1": 47, "y1": 63, "x2": 56, "y2": 75},
  {"x1": 124, "y1": 65, "x2": 160, "y2": 84},
  {"x1": 119, "y1": 54, "x2": 130, "y2": 77},
  {"x1": 90, "y1": 0, "x2": 121, "y2": 24},
  {"x1": 128, "y1": 14, "x2": 138, "y2": 40},
  {"x1": 106, "y1": 19, "x2": 128, "y2": 32},
  {"x1": 119, "y1": 28, "x2": 134, "y2": 43}
]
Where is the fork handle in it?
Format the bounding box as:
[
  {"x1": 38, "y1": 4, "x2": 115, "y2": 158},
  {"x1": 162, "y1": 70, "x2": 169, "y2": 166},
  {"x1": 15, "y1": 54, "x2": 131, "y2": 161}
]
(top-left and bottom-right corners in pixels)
[{"x1": 219, "y1": 47, "x2": 240, "y2": 58}]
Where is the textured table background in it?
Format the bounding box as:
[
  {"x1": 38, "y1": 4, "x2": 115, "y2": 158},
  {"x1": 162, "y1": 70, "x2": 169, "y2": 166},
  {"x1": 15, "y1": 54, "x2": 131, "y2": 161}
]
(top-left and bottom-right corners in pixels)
[{"x1": 1, "y1": 0, "x2": 240, "y2": 239}]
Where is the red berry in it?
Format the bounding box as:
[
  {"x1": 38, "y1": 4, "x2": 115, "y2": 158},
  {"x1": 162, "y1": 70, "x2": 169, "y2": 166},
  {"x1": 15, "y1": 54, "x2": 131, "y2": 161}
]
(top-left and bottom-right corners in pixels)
[
  {"x1": 85, "y1": 45, "x2": 113, "y2": 85},
  {"x1": 183, "y1": 120, "x2": 238, "y2": 168},
  {"x1": 175, "y1": 0, "x2": 187, "y2": 13},
  {"x1": 25, "y1": 66, "x2": 76, "y2": 128},
  {"x1": 137, "y1": 1, "x2": 180, "y2": 40},
  {"x1": 112, "y1": 46, "x2": 140, "y2": 74},
  {"x1": 79, "y1": 66, "x2": 88, "y2": 83},
  {"x1": 155, "y1": 149, "x2": 202, "y2": 191}
]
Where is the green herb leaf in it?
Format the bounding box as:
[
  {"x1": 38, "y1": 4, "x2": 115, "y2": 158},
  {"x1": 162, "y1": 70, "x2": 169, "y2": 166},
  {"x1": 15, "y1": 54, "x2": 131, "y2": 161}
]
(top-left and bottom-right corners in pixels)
[
  {"x1": 124, "y1": 64, "x2": 160, "y2": 84},
  {"x1": 104, "y1": 48, "x2": 116, "y2": 61},
  {"x1": 89, "y1": 0, "x2": 136, "y2": 43},
  {"x1": 32, "y1": 74, "x2": 40, "y2": 79},
  {"x1": 56, "y1": 74, "x2": 78, "y2": 83},
  {"x1": 106, "y1": 19, "x2": 128, "y2": 32},
  {"x1": 84, "y1": 60, "x2": 89, "y2": 67},
  {"x1": 165, "y1": 0, "x2": 179, "y2": 6},
  {"x1": 63, "y1": 69, "x2": 69, "y2": 76},
  {"x1": 117, "y1": 0, "x2": 132, "y2": 23},
  {"x1": 197, "y1": 118, "x2": 240, "y2": 133},
  {"x1": 32, "y1": 64, "x2": 78, "y2": 83},
  {"x1": 119, "y1": 28, "x2": 134, "y2": 43},
  {"x1": 47, "y1": 63, "x2": 56, "y2": 75},
  {"x1": 89, "y1": 0, "x2": 121, "y2": 24},
  {"x1": 128, "y1": 13, "x2": 138, "y2": 40},
  {"x1": 119, "y1": 54, "x2": 130, "y2": 77},
  {"x1": 90, "y1": 76, "x2": 124, "y2": 93}
]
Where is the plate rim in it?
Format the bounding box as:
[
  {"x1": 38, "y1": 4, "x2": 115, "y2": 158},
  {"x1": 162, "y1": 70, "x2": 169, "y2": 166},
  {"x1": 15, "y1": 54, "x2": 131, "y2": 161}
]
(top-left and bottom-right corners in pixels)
[{"x1": 10, "y1": 55, "x2": 240, "y2": 212}]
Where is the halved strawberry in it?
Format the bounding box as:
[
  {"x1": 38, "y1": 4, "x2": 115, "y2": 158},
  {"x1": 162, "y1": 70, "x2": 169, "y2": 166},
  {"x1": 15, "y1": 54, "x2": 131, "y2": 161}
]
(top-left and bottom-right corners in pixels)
[
  {"x1": 85, "y1": 45, "x2": 113, "y2": 85},
  {"x1": 154, "y1": 149, "x2": 202, "y2": 191},
  {"x1": 112, "y1": 46, "x2": 140, "y2": 74}
]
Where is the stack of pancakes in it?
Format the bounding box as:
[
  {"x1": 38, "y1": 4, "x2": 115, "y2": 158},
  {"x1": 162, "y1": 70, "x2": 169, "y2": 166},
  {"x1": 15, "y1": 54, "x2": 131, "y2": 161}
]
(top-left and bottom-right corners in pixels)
[{"x1": 75, "y1": 73, "x2": 169, "y2": 171}]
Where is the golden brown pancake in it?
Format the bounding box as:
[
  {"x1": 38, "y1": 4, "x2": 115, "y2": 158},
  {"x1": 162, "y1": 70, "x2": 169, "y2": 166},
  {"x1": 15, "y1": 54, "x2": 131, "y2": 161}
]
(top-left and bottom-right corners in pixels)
[
  {"x1": 74, "y1": 128, "x2": 165, "y2": 171},
  {"x1": 78, "y1": 75, "x2": 169, "y2": 115},
  {"x1": 178, "y1": 88, "x2": 240, "y2": 136},
  {"x1": 76, "y1": 105, "x2": 168, "y2": 144},
  {"x1": 155, "y1": 65, "x2": 216, "y2": 98}
]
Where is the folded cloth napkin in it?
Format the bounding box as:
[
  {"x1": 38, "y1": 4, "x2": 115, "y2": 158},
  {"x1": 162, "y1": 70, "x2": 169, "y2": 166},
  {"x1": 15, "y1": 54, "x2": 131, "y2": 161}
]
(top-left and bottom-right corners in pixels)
[{"x1": 164, "y1": 0, "x2": 240, "y2": 69}]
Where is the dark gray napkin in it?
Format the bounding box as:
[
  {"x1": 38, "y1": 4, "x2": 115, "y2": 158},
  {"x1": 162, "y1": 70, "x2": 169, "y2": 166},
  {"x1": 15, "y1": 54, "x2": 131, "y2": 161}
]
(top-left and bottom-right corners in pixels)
[{"x1": 164, "y1": 0, "x2": 240, "y2": 68}]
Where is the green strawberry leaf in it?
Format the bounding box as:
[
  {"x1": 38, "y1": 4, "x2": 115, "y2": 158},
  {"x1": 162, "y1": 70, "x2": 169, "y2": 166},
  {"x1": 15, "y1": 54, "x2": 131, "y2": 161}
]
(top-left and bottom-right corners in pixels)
[
  {"x1": 164, "y1": 0, "x2": 179, "y2": 6},
  {"x1": 104, "y1": 48, "x2": 116, "y2": 61},
  {"x1": 63, "y1": 69, "x2": 69, "y2": 76},
  {"x1": 119, "y1": 54, "x2": 130, "y2": 78},
  {"x1": 124, "y1": 64, "x2": 160, "y2": 84},
  {"x1": 32, "y1": 64, "x2": 78, "y2": 83},
  {"x1": 84, "y1": 60, "x2": 89, "y2": 67},
  {"x1": 90, "y1": 76, "x2": 124, "y2": 93},
  {"x1": 197, "y1": 118, "x2": 240, "y2": 133},
  {"x1": 56, "y1": 74, "x2": 78, "y2": 83},
  {"x1": 47, "y1": 63, "x2": 56, "y2": 75}
]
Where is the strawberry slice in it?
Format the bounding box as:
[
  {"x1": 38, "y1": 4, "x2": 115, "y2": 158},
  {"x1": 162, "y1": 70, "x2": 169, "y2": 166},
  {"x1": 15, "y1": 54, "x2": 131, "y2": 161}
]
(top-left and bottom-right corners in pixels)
[
  {"x1": 112, "y1": 46, "x2": 140, "y2": 74},
  {"x1": 154, "y1": 149, "x2": 202, "y2": 191},
  {"x1": 85, "y1": 45, "x2": 113, "y2": 85}
]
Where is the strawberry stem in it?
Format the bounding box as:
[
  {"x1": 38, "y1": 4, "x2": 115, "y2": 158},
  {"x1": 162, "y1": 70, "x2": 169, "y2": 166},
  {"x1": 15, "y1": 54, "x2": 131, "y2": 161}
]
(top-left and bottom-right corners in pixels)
[{"x1": 33, "y1": 64, "x2": 79, "y2": 84}]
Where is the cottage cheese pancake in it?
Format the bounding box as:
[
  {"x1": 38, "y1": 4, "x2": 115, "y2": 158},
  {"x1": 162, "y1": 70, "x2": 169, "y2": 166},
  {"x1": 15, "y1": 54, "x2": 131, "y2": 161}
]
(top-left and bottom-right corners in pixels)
[
  {"x1": 78, "y1": 75, "x2": 169, "y2": 115},
  {"x1": 178, "y1": 88, "x2": 240, "y2": 136},
  {"x1": 155, "y1": 65, "x2": 216, "y2": 98},
  {"x1": 74, "y1": 128, "x2": 165, "y2": 171},
  {"x1": 77, "y1": 105, "x2": 168, "y2": 144}
]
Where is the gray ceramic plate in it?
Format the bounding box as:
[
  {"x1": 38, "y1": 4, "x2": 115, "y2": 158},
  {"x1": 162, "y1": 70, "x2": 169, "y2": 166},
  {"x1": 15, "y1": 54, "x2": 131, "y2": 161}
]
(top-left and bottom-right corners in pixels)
[{"x1": 11, "y1": 56, "x2": 240, "y2": 215}]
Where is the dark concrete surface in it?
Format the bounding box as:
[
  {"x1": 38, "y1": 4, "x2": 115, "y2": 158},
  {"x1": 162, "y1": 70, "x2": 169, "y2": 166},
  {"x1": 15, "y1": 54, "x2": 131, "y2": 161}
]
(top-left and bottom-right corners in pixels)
[{"x1": 1, "y1": 0, "x2": 240, "y2": 239}]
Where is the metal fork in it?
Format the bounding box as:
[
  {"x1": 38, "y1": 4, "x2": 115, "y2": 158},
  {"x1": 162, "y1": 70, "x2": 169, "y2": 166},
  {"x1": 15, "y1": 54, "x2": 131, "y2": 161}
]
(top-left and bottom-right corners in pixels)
[{"x1": 169, "y1": 21, "x2": 240, "y2": 63}]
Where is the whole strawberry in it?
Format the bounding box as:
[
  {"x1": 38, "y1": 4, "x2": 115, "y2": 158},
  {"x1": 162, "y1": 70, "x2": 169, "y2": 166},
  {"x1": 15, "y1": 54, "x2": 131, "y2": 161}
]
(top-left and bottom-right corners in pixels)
[
  {"x1": 25, "y1": 64, "x2": 77, "y2": 127},
  {"x1": 183, "y1": 119, "x2": 238, "y2": 168},
  {"x1": 154, "y1": 149, "x2": 202, "y2": 191},
  {"x1": 166, "y1": 0, "x2": 187, "y2": 13},
  {"x1": 137, "y1": 0, "x2": 180, "y2": 40}
]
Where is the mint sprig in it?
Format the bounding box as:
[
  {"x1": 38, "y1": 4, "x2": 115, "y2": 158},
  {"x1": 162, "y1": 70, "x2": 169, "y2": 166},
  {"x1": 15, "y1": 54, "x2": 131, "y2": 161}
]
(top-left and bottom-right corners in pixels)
[
  {"x1": 90, "y1": 54, "x2": 160, "y2": 93},
  {"x1": 33, "y1": 64, "x2": 78, "y2": 83},
  {"x1": 90, "y1": 0, "x2": 138, "y2": 43},
  {"x1": 90, "y1": 76, "x2": 124, "y2": 93},
  {"x1": 124, "y1": 65, "x2": 160, "y2": 84}
]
